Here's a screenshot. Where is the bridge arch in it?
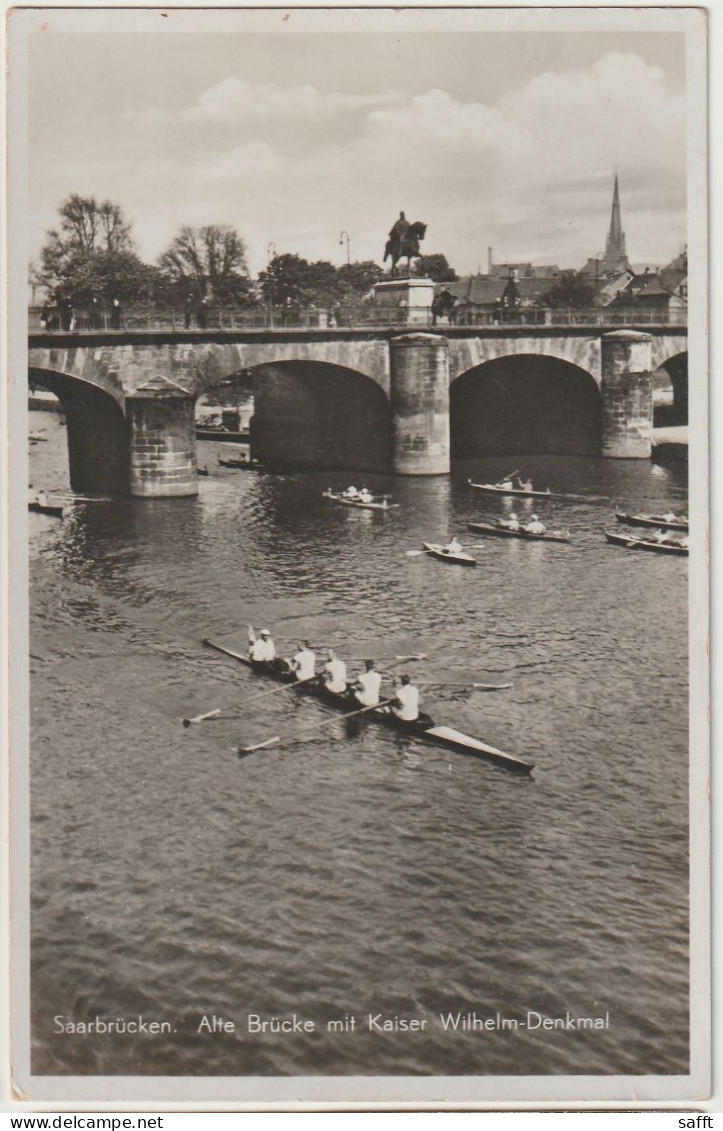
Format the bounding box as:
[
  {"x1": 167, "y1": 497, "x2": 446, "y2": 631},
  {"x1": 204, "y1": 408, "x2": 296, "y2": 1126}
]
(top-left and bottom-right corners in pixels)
[
  {"x1": 653, "y1": 351, "x2": 688, "y2": 426},
  {"x1": 29, "y1": 368, "x2": 130, "y2": 494},
  {"x1": 233, "y1": 360, "x2": 392, "y2": 472},
  {"x1": 450, "y1": 354, "x2": 601, "y2": 459}
]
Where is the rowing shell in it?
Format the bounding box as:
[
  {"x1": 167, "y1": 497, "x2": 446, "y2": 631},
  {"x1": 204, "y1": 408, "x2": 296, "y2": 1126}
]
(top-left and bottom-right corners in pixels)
[
  {"x1": 468, "y1": 479, "x2": 601, "y2": 502},
  {"x1": 615, "y1": 511, "x2": 689, "y2": 532},
  {"x1": 604, "y1": 530, "x2": 688, "y2": 556},
  {"x1": 422, "y1": 542, "x2": 477, "y2": 566},
  {"x1": 202, "y1": 638, "x2": 534, "y2": 774},
  {"x1": 322, "y1": 491, "x2": 399, "y2": 512},
  {"x1": 467, "y1": 521, "x2": 570, "y2": 544}
]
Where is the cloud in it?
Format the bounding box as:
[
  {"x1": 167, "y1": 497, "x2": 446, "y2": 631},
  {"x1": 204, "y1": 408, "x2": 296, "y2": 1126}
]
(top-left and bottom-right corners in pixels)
[{"x1": 180, "y1": 77, "x2": 401, "y2": 123}]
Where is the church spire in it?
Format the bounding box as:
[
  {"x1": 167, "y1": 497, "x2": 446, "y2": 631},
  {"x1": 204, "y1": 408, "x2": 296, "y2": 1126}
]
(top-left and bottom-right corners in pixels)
[{"x1": 603, "y1": 171, "x2": 628, "y2": 272}]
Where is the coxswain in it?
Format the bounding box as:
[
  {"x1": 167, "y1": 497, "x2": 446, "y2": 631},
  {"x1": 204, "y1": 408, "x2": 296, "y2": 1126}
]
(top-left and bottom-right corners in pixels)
[
  {"x1": 391, "y1": 674, "x2": 420, "y2": 722},
  {"x1": 353, "y1": 659, "x2": 382, "y2": 708},
  {"x1": 248, "y1": 627, "x2": 276, "y2": 663},
  {"x1": 444, "y1": 535, "x2": 462, "y2": 554},
  {"x1": 499, "y1": 511, "x2": 520, "y2": 531},
  {"x1": 290, "y1": 640, "x2": 316, "y2": 681},
  {"x1": 322, "y1": 648, "x2": 348, "y2": 694},
  {"x1": 525, "y1": 514, "x2": 546, "y2": 535}
]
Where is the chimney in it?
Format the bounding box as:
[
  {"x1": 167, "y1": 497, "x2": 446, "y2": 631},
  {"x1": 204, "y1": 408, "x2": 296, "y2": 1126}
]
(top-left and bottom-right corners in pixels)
[{"x1": 488, "y1": 247, "x2": 493, "y2": 274}]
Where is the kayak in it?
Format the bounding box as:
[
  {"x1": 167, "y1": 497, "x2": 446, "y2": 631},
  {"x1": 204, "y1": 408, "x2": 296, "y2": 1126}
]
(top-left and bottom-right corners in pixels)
[
  {"x1": 468, "y1": 479, "x2": 602, "y2": 502},
  {"x1": 422, "y1": 542, "x2": 477, "y2": 566},
  {"x1": 604, "y1": 530, "x2": 688, "y2": 556},
  {"x1": 467, "y1": 521, "x2": 570, "y2": 544},
  {"x1": 29, "y1": 501, "x2": 63, "y2": 518},
  {"x1": 323, "y1": 490, "x2": 398, "y2": 511},
  {"x1": 218, "y1": 457, "x2": 267, "y2": 471},
  {"x1": 615, "y1": 511, "x2": 689, "y2": 532}
]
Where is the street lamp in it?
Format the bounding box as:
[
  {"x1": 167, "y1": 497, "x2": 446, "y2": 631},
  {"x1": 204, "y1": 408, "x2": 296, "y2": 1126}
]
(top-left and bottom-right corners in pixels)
[
  {"x1": 266, "y1": 242, "x2": 276, "y2": 328},
  {"x1": 339, "y1": 231, "x2": 351, "y2": 267}
]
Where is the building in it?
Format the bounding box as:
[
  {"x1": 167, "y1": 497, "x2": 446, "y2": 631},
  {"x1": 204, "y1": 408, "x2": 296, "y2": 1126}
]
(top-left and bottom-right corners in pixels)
[{"x1": 580, "y1": 173, "x2": 631, "y2": 281}]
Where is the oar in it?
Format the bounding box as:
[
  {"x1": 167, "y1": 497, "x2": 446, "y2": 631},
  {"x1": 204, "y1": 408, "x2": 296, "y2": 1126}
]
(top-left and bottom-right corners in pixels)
[
  {"x1": 416, "y1": 680, "x2": 512, "y2": 691},
  {"x1": 495, "y1": 468, "x2": 521, "y2": 485},
  {"x1": 406, "y1": 548, "x2": 437, "y2": 557},
  {"x1": 238, "y1": 698, "x2": 397, "y2": 756},
  {"x1": 182, "y1": 672, "x2": 320, "y2": 727}
]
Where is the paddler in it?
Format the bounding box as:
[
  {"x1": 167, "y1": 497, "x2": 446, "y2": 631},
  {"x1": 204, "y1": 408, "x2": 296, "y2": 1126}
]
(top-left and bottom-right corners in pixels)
[
  {"x1": 444, "y1": 535, "x2": 462, "y2": 554},
  {"x1": 358, "y1": 487, "x2": 374, "y2": 504},
  {"x1": 290, "y1": 640, "x2": 316, "y2": 681},
  {"x1": 248, "y1": 627, "x2": 276, "y2": 663},
  {"x1": 497, "y1": 477, "x2": 514, "y2": 490},
  {"x1": 525, "y1": 514, "x2": 546, "y2": 535},
  {"x1": 516, "y1": 476, "x2": 533, "y2": 493},
  {"x1": 391, "y1": 673, "x2": 420, "y2": 722},
  {"x1": 499, "y1": 511, "x2": 520, "y2": 531},
  {"x1": 322, "y1": 648, "x2": 348, "y2": 694},
  {"x1": 352, "y1": 659, "x2": 382, "y2": 708},
  {"x1": 344, "y1": 485, "x2": 360, "y2": 499}
]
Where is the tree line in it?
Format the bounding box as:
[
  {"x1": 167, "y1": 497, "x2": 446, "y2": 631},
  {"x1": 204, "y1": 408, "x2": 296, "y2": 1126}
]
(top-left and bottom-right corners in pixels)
[{"x1": 31, "y1": 194, "x2": 458, "y2": 312}]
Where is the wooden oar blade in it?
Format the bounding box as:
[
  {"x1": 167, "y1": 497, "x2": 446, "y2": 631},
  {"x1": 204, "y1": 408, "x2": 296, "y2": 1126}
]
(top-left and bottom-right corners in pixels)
[{"x1": 183, "y1": 707, "x2": 222, "y2": 727}]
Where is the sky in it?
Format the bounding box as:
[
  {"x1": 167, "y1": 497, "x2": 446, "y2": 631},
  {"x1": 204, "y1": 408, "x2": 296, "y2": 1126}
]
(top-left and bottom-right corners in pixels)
[{"x1": 27, "y1": 21, "x2": 688, "y2": 278}]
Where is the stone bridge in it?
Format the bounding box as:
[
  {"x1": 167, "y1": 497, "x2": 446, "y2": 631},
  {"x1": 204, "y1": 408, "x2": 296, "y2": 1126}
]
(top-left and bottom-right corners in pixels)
[{"x1": 28, "y1": 325, "x2": 688, "y2": 496}]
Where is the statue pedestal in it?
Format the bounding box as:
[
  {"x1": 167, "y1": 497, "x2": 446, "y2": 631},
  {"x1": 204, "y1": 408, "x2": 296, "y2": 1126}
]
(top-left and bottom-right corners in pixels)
[{"x1": 372, "y1": 277, "x2": 435, "y2": 326}]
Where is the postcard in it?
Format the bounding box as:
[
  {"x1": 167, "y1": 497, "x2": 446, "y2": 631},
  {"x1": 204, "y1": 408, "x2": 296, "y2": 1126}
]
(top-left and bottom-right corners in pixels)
[{"x1": 5, "y1": 5, "x2": 709, "y2": 1108}]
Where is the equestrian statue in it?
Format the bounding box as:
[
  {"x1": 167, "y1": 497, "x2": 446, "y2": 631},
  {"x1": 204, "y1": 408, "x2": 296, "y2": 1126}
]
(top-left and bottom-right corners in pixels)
[{"x1": 384, "y1": 211, "x2": 427, "y2": 277}]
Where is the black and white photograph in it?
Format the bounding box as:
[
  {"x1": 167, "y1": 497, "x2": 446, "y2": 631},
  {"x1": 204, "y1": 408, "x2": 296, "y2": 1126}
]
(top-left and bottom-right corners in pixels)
[{"x1": 6, "y1": 5, "x2": 709, "y2": 1106}]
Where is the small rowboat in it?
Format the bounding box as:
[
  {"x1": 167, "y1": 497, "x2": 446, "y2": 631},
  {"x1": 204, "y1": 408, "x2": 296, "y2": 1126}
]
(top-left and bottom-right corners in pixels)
[
  {"x1": 197, "y1": 467, "x2": 210, "y2": 477},
  {"x1": 615, "y1": 511, "x2": 689, "y2": 532},
  {"x1": 467, "y1": 521, "x2": 570, "y2": 544},
  {"x1": 203, "y1": 639, "x2": 534, "y2": 774},
  {"x1": 322, "y1": 490, "x2": 398, "y2": 512},
  {"x1": 422, "y1": 542, "x2": 477, "y2": 566},
  {"x1": 468, "y1": 479, "x2": 601, "y2": 502},
  {"x1": 28, "y1": 501, "x2": 63, "y2": 518},
  {"x1": 218, "y1": 457, "x2": 267, "y2": 471},
  {"x1": 605, "y1": 530, "x2": 688, "y2": 556}
]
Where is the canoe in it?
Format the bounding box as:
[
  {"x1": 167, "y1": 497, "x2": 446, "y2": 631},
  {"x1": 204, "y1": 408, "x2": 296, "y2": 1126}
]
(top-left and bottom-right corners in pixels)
[
  {"x1": 197, "y1": 467, "x2": 210, "y2": 477},
  {"x1": 615, "y1": 511, "x2": 689, "y2": 532},
  {"x1": 604, "y1": 530, "x2": 688, "y2": 556},
  {"x1": 467, "y1": 521, "x2": 570, "y2": 544},
  {"x1": 322, "y1": 490, "x2": 399, "y2": 512},
  {"x1": 422, "y1": 542, "x2": 477, "y2": 566},
  {"x1": 468, "y1": 479, "x2": 601, "y2": 502},
  {"x1": 202, "y1": 638, "x2": 534, "y2": 774},
  {"x1": 28, "y1": 501, "x2": 63, "y2": 518},
  {"x1": 218, "y1": 457, "x2": 267, "y2": 471}
]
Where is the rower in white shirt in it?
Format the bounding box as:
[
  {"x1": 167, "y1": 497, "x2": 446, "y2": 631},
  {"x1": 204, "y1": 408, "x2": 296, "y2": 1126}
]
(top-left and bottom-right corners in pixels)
[
  {"x1": 344, "y1": 485, "x2": 360, "y2": 499},
  {"x1": 444, "y1": 535, "x2": 462, "y2": 554},
  {"x1": 358, "y1": 487, "x2": 374, "y2": 504},
  {"x1": 525, "y1": 514, "x2": 546, "y2": 535},
  {"x1": 499, "y1": 511, "x2": 520, "y2": 531},
  {"x1": 391, "y1": 674, "x2": 420, "y2": 722},
  {"x1": 322, "y1": 648, "x2": 348, "y2": 694},
  {"x1": 290, "y1": 640, "x2": 316, "y2": 681},
  {"x1": 248, "y1": 627, "x2": 276, "y2": 663},
  {"x1": 353, "y1": 659, "x2": 382, "y2": 708}
]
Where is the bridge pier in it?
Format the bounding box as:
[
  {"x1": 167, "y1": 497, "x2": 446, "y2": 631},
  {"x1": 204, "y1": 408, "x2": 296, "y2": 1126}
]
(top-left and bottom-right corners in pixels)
[
  {"x1": 126, "y1": 393, "x2": 198, "y2": 497},
  {"x1": 389, "y1": 333, "x2": 450, "y2": 475},
  {"x1": 600, "y1": 330, "x2": 653, "y2": 458}
]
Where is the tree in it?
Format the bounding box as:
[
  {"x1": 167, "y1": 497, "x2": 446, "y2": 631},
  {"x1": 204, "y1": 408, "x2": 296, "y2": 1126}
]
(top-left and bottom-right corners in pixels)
[
  {"x1": 336, "y1": 261, "x2": 385, "y2": 301},
  {"x1": 258, "y1": 254, "x2": 338, "y2": 308},
  {"x1": 35, "y1": 194, "x2": 146, "y2": 304},
  {"x1": 416, "y1": 254, "x2": 457, "y2": 282},
  {"x1": 542, "y1": 273, "x2": 598, "y2": 309},
  {"x1": 157, "y1": 224, "x2": 253, "y2": 305}
]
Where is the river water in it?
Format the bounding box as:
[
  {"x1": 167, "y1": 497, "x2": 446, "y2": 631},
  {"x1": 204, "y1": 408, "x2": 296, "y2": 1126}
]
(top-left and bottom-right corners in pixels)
[{"x1": 27, "y1": 410, "x2": 689, "y2": 1078}]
